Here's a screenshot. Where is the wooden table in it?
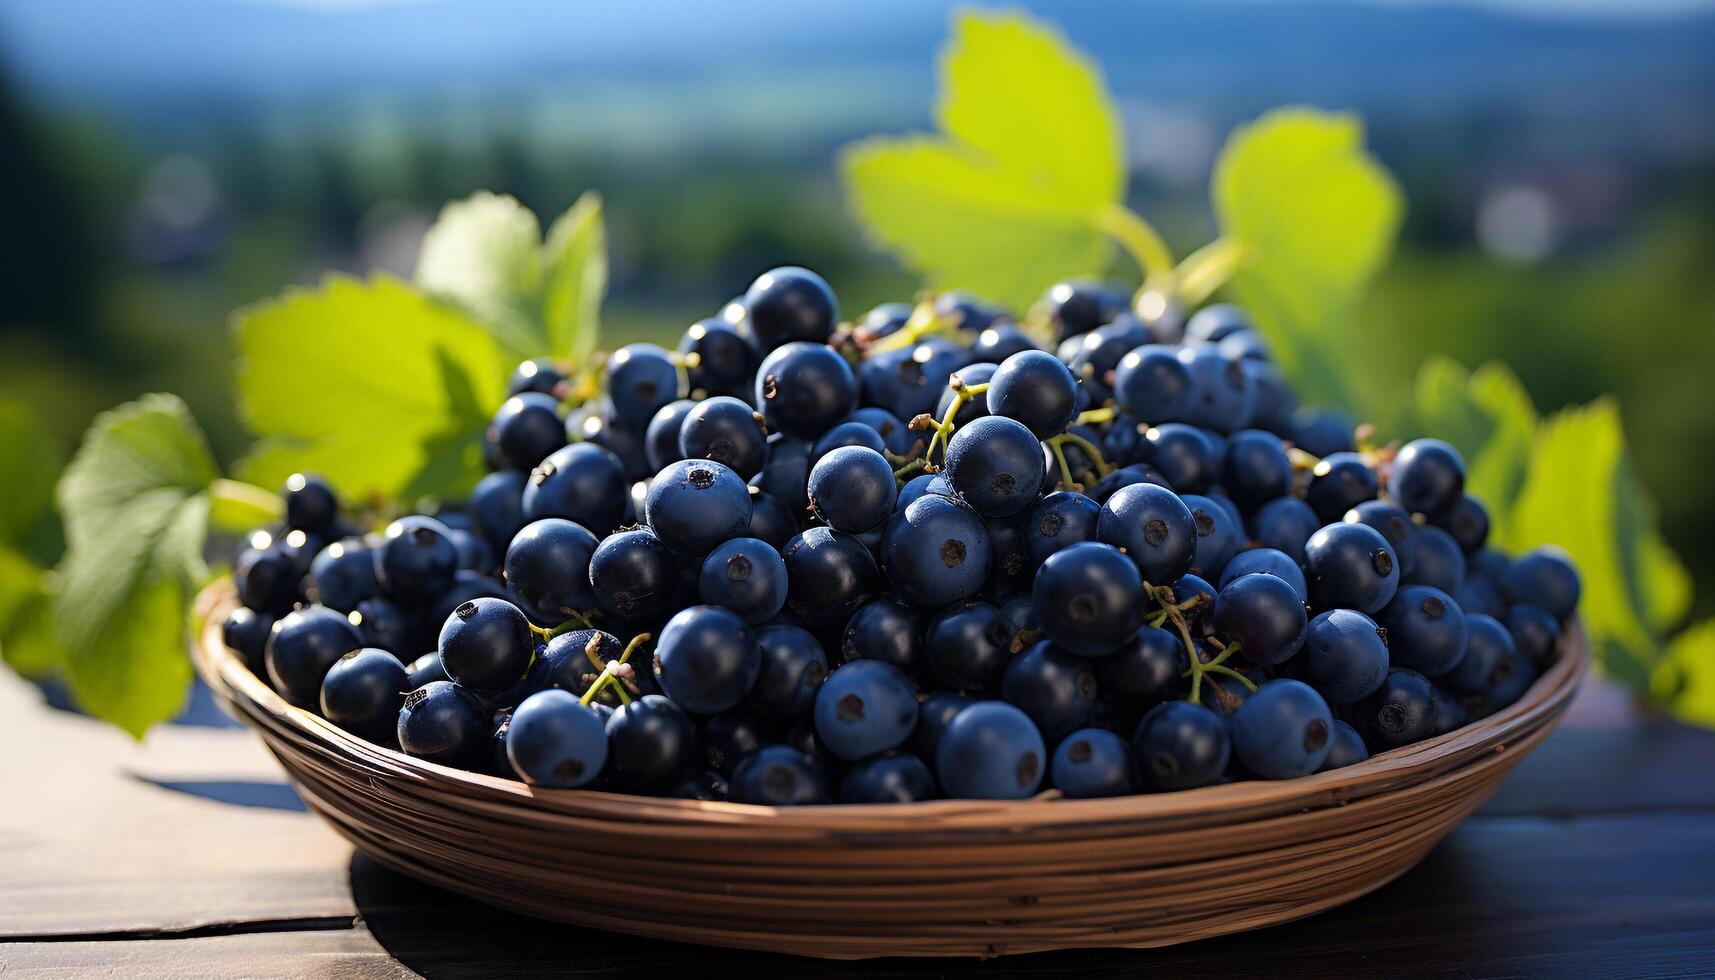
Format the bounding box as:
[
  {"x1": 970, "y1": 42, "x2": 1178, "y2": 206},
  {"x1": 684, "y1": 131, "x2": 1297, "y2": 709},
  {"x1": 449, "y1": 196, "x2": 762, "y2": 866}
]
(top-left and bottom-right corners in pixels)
[{"x1": 3, "y1": 669, "x2": 1712, "y2": 979}]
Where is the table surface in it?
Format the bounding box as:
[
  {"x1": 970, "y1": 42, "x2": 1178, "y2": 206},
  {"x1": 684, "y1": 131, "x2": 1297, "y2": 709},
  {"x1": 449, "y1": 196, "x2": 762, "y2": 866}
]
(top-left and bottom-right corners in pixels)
[{"x1": 2, "y1": 668, "x2": 1713, "y2": 980}]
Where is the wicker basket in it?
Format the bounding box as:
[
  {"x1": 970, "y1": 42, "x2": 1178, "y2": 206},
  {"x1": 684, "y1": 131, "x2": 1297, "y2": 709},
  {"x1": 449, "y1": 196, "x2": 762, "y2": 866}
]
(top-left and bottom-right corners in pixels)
[{"x1": 192, "y1": 580, "x2": 1588, "y2": 959}]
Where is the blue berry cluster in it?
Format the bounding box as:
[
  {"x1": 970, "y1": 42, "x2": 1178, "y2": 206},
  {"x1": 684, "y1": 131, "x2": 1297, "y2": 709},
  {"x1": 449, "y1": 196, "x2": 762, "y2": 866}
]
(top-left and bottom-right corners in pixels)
[{"x1": 224, "y1": 271, "x2": 1581, "y2": 804}]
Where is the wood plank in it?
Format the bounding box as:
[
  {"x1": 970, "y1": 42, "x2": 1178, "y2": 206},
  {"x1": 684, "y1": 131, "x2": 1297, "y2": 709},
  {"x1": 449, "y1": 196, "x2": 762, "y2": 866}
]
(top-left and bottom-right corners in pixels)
[
  {"x1": 336, "y1": 812, "x2": 1715, "y2": 977},
  {"x1": 0, "y1": 930, "x2": 412, "y2": 980},
  {"x1": 0, "y1": 673, "x2": 358, "y2": 938}
]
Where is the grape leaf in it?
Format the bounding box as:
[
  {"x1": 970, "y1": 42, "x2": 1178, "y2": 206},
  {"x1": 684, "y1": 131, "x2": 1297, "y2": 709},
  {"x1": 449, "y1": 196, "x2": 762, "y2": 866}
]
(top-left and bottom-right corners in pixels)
[
  {"x1": 1496, "y1": 399, "x2": 1657, "y2": 689},
  {"x1": 52, "y1": 395, "x2": 217, "y2": 737},
  {"x1": 1213, "y1": 108, "x2": 1404, "y2": 408},
  {"x1": 233, "y1": 276, "x2": 510, "y2": 502},
  {"x1": 416, "y1": 190, "x2": 608, "y2": 363},
  {"x1": 1617, "y1": 458, "x2": 1693, "y2": 636},
  {"x1": 0, "y1": 393, "x2": 64, "y2": 560},
  {"x1": 1653, "y1": 619, "x2": 1715, "y2": 729},
  {"x1": 0, "y1": 545, "x2": 64, "y2": 679},
  {"x1": 840, "y1": 10, "x2": 1123, "y2": 310},
  {"x1": 415, "y1": 191, "x2": 545, "y2": 358},
  {"x1": 542, "y1": 192, "x2": 607, "y2": 365},
  {"x1": 1411, "y1": 357, "x2": 1537, "y2": 539}
]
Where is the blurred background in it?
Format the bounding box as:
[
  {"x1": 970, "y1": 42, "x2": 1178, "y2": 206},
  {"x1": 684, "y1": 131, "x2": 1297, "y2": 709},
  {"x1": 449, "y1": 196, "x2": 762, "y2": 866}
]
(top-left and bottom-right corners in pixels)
[{"x1": 2, "y1": 0, "x2": 1713, "y2": 617}]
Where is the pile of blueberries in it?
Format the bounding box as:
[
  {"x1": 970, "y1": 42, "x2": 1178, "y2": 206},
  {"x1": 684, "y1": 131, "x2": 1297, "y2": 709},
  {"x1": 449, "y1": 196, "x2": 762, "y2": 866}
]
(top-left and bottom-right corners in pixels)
[{"x1": 223, "y1": 267, "x2": 1581, "y2": 805}]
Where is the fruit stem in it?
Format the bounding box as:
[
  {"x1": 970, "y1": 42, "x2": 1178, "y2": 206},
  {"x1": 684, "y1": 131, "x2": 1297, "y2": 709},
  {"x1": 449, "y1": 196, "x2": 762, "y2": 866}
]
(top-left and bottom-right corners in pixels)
[
  {"x1": 1094, "y1": 203, "x2": 1175, "y2": 282},
  {"x1": 207, "y1": 478, "x2": 285, "y2": 533},
  {"x1": 1049, "y1": 431, "x2": 1115, "y2": 479},
  {"x1": 1172, "y1": 237, "x2": 1249, "y2": 307},
  {"x1": 869, "y1": 299, "x2": 956, "y2": 355},
  {"x1": 1075, "y1": 406, "x2": 1117, "y2": 427},
  {"x1": 1048, "y1": 439, "x2": 1078, "y2": 492},
  {"x1": 892, "y1": 382, "x2": 988, "y2": 479}
]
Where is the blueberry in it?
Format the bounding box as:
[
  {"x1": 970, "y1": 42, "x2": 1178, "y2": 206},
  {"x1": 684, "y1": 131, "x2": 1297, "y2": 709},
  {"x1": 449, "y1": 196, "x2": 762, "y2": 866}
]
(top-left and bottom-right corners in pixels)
[
  {"x1": 729, "y1": 745, "x2": 831, "y2": 805},
  {"x1": 588, "y1": 528, "x2": 677, "y2": 625},
  {"x1": 1218, "y1": 548, "x2": 1308, "y2": 603},
  {"x1": 605, "y1": 343, "x2": 682, "y2": 428},
  {"x1": 924, "y1": 600, "x2": 1013, "y2": 693},
  {"x1": 1502, "y1": 547, "x2": 1582, "y2": 622},
  {"x1": 1248, "y1": 496, "x2": 1320, "y2": 565},
  {"x1": 503, "y1": 518, "x2": 599, "y2": 625},
  {"x1": 987, "y1": 350, "x2": 1079, "y2": 438},
  {"x1": 756, "y1": 342, "x2": 857, "y2": 440},
  {"x1": 1405, "y1": 524, "x2": 1466, "y2": 593},
  {"x1": 654, "y1": 605, "x2": 760, "y2": 715},
  {"x1": 1507, "y1": 603, "x2": 1561, "y2": 666},
  {"x1": 1231, "y1": 679, "x2": 1333, "y2": 779},
  {"x1": 1429, "y1": 494, "x2": 1489, "y2": 554},
  {"x1": 747, "y1": 622, "x2": 828, "y2": 718},
  {"x1": 521, "y1": 442, "x2": 629, "y2": 538},
  {"x1": 1132, "y1": 700, "x2": 1230, "y2": 791},
  {"x1": 1179, "y1": 493, "x2": 1242, "y2": 582},
  {"x1": 678, "y1": 395, "x2": 769, "y2": 478},
  {"x1": 1177, "y1": 344, "x2": 1255, "y2": 433},
  {"x1": 814, "y1": 659, "x2": 919, "y2": 761},
  {"x1": 505, "y1": 689, "x2": 609, "y2": 788},
  {"x1": 222, "y1": 606, "x2": 275, "y2": 674},
  {"x1": 1002, "y1": 641, "x2": 1100, "y2": 745},
  {"x1": 840, "y1": 753, "x2": 937, "y2": 804},
  {"x1": 319, "y1": 648, "x2": 408, "y2": 744},
  {"x1": 1184, "y1": 304, "x2": 1253, "y2": 344},
  {"x1": 603, "y1": 694, "x2": 698, "y2": 793},
  {"x1": 397, "y1": 680, "x2": 491, "y2": 769},
  {"x1": 1319, "y1": 719, "x2": 1370, "y2": 771},
  {"x1": 1115, "y1": 345, "x2": 1193, "y2": 423},
  {"x1": 1222, "y1": 430, "x2": 1293, "y2": 509},
  {"x1": 1304, "y1": 522, "x2": 1399, "y2": 614},
  {"x1": 507, "y1": 357, "x2": 566, "y2": 397},
  {"x1": 782, "y1": 526, "x2": 880, "y2": 628},
  {"x1": 1344, "y1": 500, "x2": 1419, "y2": 578},
  {"x1": 437, "y1": 597, "x2": 535, "y2": 696},
  {"x1": 645, "y1": 398, "x2": 697, "y2": 473},
  {"x1": 679, "y1": 317, "x2": 760, "y2": 398},
  {"x1": 840, "y1": 597, "x2": 923, "y2": 675},
  {"x1": 971, "y1": 322, "x2": 1039, "y2": 363},
  {"x1": 282, "y1": 472, "x2": 339, "y2": 534},
  {"x1": 1214, "y1": 573, "x2": 1308, "y2": 666},
  {"x1": 1390, "y1": 438, "x2": 1465, "y2": 515},
  {"x1": 1358, "y1": 668, "x2": 1439, "y2": 748},
  {"x1": 1306, "y1": 452, "x2": 1379, "y2": 523},
  {"x1": 744, "y1": 266, "x2": 839, "y2": 349},
  {"x1": 644, "y1": 458, "x2": 752, "y2": 556},
  {"x1": 469, "y1": 470, "x2": 528, "y2": 554},
  {"x1": 934, "y1": 363, "x2": 997, "y2": 429},
  {"x1": 944, "y1": 415, "x2": 1046, "y2": 518},
  {"x1": 879, "y1": 494, "x2": 991, "y2": 608},
  {"x1": 1384, "y1": 585, "x2": 1469, "y2": 677},
  {"x1": 1303, "y1": 609, "x2": 1390, "y2": 704},
  {"x1": 808, "y1": 445, "x2": 898, "y2": 533},
  {"x1": 1097, "y1": 482, "x2": 1196, "y2": 584},
  {"x1": 698, "y1": 537, "x2": 788, "y2": 625},
  {"x1": 1031, "y1": 542, "x2": 1144, "y2": 657},
  {"x1": 487, "y1": 392, "x2": 567, "y2": 471},
  {"x1": 936, "y1": 700, "x2": 1046, "y2": 800},
  {"x1": 1051, "y1": 728, "x2": 1135, "y2": 798},
  {"x1": 265, "y1": 605, "x2": 363, "y2": 707},
  {"x1": 1025, "y1": 490, "x2": 1101, "y2": 566}
]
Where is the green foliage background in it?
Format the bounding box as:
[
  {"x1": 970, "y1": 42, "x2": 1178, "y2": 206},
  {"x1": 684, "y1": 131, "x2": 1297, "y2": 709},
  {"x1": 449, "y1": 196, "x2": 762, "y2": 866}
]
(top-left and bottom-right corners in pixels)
[{"x1": 1, "y1": 10, "x2": 1712, "y2": 733}]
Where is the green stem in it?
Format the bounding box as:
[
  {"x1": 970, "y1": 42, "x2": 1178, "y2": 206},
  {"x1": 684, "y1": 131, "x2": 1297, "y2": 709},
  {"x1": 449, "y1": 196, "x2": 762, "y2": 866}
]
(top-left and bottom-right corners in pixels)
[
  {"x1": 1095, "y1": 203, "x2": 1175, "y2": 282},
  {"x1": 1048, "y1": 439, "x2": 1078, "y2": 492},
  {"x1": 1172, "y1": 237, "x2": 1249, "y2": 307},
  {"x1": 1075, "y1": 406, "x2": 1117, "y2": 427},
  {"x1": 892, "y1": 382, "x2": 988, "y2": 478},
  {"x1": 1050, "y1": 431, "x2": 1115, "y2": 478}
]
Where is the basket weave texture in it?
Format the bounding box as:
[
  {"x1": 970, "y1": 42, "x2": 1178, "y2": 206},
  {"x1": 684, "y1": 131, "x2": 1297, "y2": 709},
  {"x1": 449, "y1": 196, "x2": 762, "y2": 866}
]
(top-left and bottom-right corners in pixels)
[{"x1": 192, "y1": 580, "x2": 1588, "y2": 959}]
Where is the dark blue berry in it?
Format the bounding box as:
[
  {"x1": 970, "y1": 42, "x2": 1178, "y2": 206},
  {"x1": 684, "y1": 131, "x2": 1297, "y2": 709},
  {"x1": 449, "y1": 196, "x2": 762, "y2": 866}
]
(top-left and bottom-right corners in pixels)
[
  {"x1": 1050, "y1": 728, "x2": 1135, "y2": 798},
  {"x1": 1031, "y1": 542, "x2": 1144, "y2": 657},
  {"x1": 944, "y1": 415, "x2": 1046, "y2": 518},
  {"x1": 925, "y1": 600, "x2": 1012, "y2": 693},
  {"x1": 879, "y1": 493, "x2": 991, "y2": 608},
  {"x1": 1384, "y1": 585, "x2": 1469, "y2": 677},
  {"x1": 606, "y1": 343, "x2": 681, "y2": 428},
  {"x1": 654, "y1": 604, "x2": 760, "y2": 714},
  {"x1": 1214, "y1": 572, "x2": 1308, "y2": 666},
  {"x1": 1097, "y1": 482, "x2": 1196, "y2": 583},
  {"x1": 808, "y1": 445, "x2": 898, "y2": 533},
  {"x1": 397, "y1": 680, "x2": 490, "y2": 769},
  {"x1": 729, "y1": 745, "x2": 831, "y2": 805},
  {"x1": 488, "y1": 392, "x2": 567, "y2": 471},
  {"x1": 936, "y1": 700, "x2": 1046, "y2": 800},
  {"x1": 756, "y1": 342, "x2": 857, "y2": 440},
  {"x1": 1502, "y1": 547, "x2": 1581, "y2": 622},
  {"x1": 521, "y1": 442, "x2": 629, "y2": 538},
  {"x1": 505, "y1": 689, "x2": 608, "y2": 788},
  {"x1": 679, "y1": 317, "x2": 760, "y2": 398},
  {"x1": 782, "y1": 526, "x2": 880, "y2": 628},
  {"x1": 604, "y1": 694, "x2": 698, "y2": 793},
  {"x1": 503, "y1": 518, "x2": 599, "y2": 625},
  {"x1": 1114, "y1": 345, "x2": 1192, "y2": 423},
  {"x1": 745, "y1": 266, "x2": 838, "y2": 349},
  {"x1": 987, "y1": 350, "x2": 1079, "y2": 439},
  {"x1": 1304, "y1": 522, "x2": 1399, "y2": 614},
  {"x1": 1132, "y1": 700, "x2": 1230, "y2": 791},
  {"x1": 1002, "y1": 641, "x2": 1100, "y2": 744},
  {"x1": 699, "y1": 537, "x2": 788, "y2": 625},
  {"x1": 1304, "y1": 609, "x2": 1389, "y2": 704},
  {"x1": 1391, "y1": 438, "x2": 1465, "y2": 515},
  {"x1": 319, "y1": 647, "x2": 407, "y2": 744},
  {"x1": 814, "y1": 659, "x2": 919, "y2": 761},
  {"x1": 588, "y1": 528, "x2": 677, "y2": 625},
  {"x1": 748, "y1": 622, "x2": 828, "y2": 718},
  {"x1": 644, "y1": 458, "x2": 752, "y2": 556},
  {"x1": 437, "y1": 597, "x2": 534, "y2": 696},
  {"x1": 1231, "y1": 679, "x2": 1333, "y2": 778},
  {"x1": 840, "y1": 752, "x2": 937, "y2": 804},
  {"x1": 266, "y1": 605, "x2": 363, "y2": 707}
]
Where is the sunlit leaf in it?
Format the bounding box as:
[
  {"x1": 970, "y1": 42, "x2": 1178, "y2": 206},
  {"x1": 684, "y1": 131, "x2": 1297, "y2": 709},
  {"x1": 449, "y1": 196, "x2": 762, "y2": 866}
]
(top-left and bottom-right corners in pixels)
[
  {"x1": 542, "y1": 192, "x2": 607, "y2": 364},
  {"x1": 233, "y1": 275, "x2": 510, "y2": 502},
  {"x1": 840, "y1": 10, "x2": 1123, "y2": 310},
  {"x1": 52, "y1": 395, "x2": 215, "y2": 737},
  {"x1": 415, "y1": 191, "x2": 545, "y2": 358},
  {"x1": 1411, "y1": 356, "x2": 1537, "y2": 538},
  {"x1": 1653, "y1": 619, "x2": 1715, "y2": 729},
  {"x1": 1214, "y1": 108, "x2": 1403, "y2": 407}
]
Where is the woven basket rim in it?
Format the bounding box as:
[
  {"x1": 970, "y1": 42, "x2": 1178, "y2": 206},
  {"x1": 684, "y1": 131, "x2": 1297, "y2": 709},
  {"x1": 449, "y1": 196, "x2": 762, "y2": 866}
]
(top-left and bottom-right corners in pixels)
[{"x1": 193, "y1": 578, "x2": 1588, "y2": 831}]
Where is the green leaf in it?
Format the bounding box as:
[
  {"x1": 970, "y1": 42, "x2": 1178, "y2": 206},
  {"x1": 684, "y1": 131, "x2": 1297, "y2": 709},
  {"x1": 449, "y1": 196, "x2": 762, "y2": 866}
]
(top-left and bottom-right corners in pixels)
[
  {"x1": 1213, "y1": 108, "x2": 1404, "y2": 407},
  {"x1": 233, "y1": 275, "x2": 511, "y2": 502},
  {"x1": 1653, "y1": 619, "x2": 1715, "y2": 729},
  {"x1": 52, "y1": 395, "x2": 217, "y2": 737},
  {"x1": 1495, "y1": 399, "x2": 1658, "y2": 689},
  {"x1": 839, "y1": 10, "x2": 1123, "y2": 310},
  {"x1": 0, "y1": 392, "x2": 64, "y2": 558},
  {"x1": 1411, "y1": 357, "x2": 1537, "y2": 539},
  {"x1": 542, "y1": 192, "x2": 607, "y2": 365},
  {"x1": 415, "y1": 191, "x2": 545, "y2": 358},
  {"x1": 0, "y1": 546, "x2": 65, "y2": 679},
  {"x1": 1616, "y1": 459, "x2": 1693, "y2": 636}
]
